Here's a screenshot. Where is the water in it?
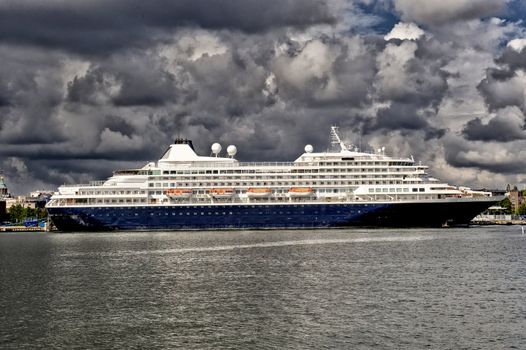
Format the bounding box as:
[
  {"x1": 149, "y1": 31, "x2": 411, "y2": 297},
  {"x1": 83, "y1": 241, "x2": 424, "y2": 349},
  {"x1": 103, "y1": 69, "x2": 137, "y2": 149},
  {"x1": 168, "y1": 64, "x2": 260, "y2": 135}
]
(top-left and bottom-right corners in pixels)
[{"x1": 1, "y1": 226, "x2": 525, "y2": 349}]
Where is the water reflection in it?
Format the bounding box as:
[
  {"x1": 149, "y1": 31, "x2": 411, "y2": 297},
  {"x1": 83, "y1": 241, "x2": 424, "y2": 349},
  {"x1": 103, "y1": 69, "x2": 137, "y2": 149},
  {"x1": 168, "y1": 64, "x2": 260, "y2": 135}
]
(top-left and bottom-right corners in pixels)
[{"x1": 1, "y1": 227, "x2": 525, "y2": 349}]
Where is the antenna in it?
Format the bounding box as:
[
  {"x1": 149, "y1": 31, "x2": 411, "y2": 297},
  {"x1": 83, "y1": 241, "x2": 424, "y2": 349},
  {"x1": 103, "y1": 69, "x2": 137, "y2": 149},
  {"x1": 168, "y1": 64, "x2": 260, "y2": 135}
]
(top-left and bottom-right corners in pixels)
[
  {"x1": 359, "y1": 135, "x2": 362, "y2": 152},
  {"x1": 330, "y1": 126, "x2": 349, "y2": 152}
]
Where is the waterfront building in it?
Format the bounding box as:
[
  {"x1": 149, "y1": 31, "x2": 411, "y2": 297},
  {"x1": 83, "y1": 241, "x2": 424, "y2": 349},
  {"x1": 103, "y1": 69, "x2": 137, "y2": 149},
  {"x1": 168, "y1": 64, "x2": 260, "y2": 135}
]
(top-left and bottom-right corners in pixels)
[
  {"x1": 508, "y1": 186, "x2": 525, "y2": 213},
  {"x1": 5, "y1": 192, "x2": 52, "y2": 210},
  {"x1": 0, "y1": 172, "x2": 9, "y2": 199},
  {"x1": 0, "y1": 172, "x2": 9, "y2": 222}
]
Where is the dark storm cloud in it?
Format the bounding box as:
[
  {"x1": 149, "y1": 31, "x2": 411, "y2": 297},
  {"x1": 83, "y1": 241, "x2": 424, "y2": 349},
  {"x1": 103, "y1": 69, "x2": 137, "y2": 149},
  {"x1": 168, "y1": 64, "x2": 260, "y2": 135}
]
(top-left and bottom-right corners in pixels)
[
  {"x1": 104, "y1": 115, "x2": 136, "y2": 138},
  {"x1": 377, "y1": 103, "x2": 427, "y2": 130},
  {"x1": 480, "y1": 67, "x2": 515, "y2": 82},
  {"x1": 359, "y1": 37, "x2": 449, "y2": 142},
  {"x1": 447, "y1": 154, "x2": 526, "y2": 174},
  {"x1": 446, "y1": 145, "x2": 526, "y2": 174},
  {"x1": 496, "y1": 46, "x2": 526, "y2": 72},
  {"x1": 0, "y1": 0, "x2": 334, "y2": 55},
  {"x1": 272, "y1": 36, "x2": 378, "y2": 107},
  {"x1": 66, "y1": 68, "x2": 108, "y2": 106},
  {"x1": 394, "y1": 0, "x2": 506, "y2": 26},
  {"x1": 364, "y1": 102, "x2": 446, "y2": 140},
  {"x1": 477, "y1": 42, "x2": 526, "y2": 113},
  {"x1": 478, "y1": 63, "x2": 525, "y2": 113},
  {"x1": 462, "y1": 114, "x2": 526, "y2": 142},
  {"x1": 68, "y1": 65, "x2": 189, "y2": 107},
  {"x1": 183, "y1": 49, "x2": 269, "y2": 116},
  {"x1": 0, "y1": 49, "x2": 69, "y2": 145},
  {"x1": 0, "y1": 83, "x2": 14, "y2": 107},
  {"x1": 376, "y1": 39, "x2": 450, "y2": 107}
]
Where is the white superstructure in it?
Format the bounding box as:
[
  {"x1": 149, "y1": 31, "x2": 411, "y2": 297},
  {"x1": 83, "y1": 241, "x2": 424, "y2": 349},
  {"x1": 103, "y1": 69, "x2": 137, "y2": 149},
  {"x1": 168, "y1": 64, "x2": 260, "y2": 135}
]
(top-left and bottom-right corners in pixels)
[{"x1": 47, "y1": 127, "x2": 492, "y2": 208}]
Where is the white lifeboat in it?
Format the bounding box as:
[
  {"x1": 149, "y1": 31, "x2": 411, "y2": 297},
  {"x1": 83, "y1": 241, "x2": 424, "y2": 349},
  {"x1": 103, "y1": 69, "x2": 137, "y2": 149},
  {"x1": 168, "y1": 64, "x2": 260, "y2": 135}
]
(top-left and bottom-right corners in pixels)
[
  {"x1": 208, "y1": 188, "x2": 235, "y2": 199},
  {"x1": 288, "y1": 187, "x2": 314, "y2": 198},
  {"x1": 164, "y1": 188, "x2": 193, "y2": 199},
  {"x1": 246, "y1": 187, "x2": 272, "y2": 198}
]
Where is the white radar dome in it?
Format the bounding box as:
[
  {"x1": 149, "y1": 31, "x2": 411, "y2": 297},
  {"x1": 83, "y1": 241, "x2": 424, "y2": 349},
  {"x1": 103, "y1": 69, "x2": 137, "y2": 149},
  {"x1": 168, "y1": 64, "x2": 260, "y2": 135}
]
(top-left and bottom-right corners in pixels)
[
  {"x1": 211, "y1": 143, "x2": 222, "y2": 156},
  {"x1": 304, "y1": 144, "x2": 313, "y2": 153},
  {"x1": 227, "y1": 145, "x2": 237, "y2": 157}
]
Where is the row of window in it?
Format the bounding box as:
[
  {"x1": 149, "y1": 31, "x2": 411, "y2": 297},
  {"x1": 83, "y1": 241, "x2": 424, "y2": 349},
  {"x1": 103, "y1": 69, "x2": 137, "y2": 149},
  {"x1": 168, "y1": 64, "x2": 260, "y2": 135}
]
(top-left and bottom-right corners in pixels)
[
  {"x1": 159, "y1": 162, "x2": 415, "y2": 175},
  {"x1": 79, "y1": 190, "x2": 146, "y2": 195},
  {"x1": 148, "y1": 180, "x2": 420, "y2": 188},
  {"x1": 368, "y1": 187, "x2": 425, "y2": 193},
  {"x1": 153, "y1": 172, "x2": 421, "y2": 182},
  {"x1": 154, "y1": 168, "x2": 421, "y2": 178},
  {"x1": 76, "y1": 180, "x2": 432, "y2": 198}
]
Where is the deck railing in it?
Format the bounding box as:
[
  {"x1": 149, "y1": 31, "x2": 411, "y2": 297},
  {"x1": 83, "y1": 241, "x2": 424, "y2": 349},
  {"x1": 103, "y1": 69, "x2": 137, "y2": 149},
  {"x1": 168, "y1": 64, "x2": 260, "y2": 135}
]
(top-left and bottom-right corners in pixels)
[
  {"x1": 190, "y1": 161, "x2": 295, "y2": 168},
  {"x1": 61, "y1": 181, "x2": 108, "y2": 188}
]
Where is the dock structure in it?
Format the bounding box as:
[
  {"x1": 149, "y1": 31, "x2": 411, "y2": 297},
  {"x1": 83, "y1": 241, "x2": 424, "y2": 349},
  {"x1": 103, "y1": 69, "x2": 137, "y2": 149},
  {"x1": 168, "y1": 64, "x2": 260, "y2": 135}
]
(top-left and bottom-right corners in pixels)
[
  {"x1": 471, "y1": 218, "x2": 526, "y2": 225},
  {"x1": 471, "y1": 205, "x2": 526, "y2": 225},
  {"x1": 0, "y1": 218, "x2": 50, "y2": 232},
  {"x1": 0, "y1": 225, "x2": 47, "y2": 232}
]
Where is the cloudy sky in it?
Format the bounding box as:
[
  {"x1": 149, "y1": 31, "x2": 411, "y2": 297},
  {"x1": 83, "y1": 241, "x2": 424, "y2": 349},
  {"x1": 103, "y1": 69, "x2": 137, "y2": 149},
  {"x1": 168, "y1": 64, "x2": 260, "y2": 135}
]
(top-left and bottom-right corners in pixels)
[{"x1": 1, "y1": 0, "x2": 526, "y2": 194}]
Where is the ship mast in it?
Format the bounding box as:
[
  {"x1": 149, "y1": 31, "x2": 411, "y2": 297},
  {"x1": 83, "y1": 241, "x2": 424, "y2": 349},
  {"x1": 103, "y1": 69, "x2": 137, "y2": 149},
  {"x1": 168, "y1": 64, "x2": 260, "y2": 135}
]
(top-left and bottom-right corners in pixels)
[{"x1": 330, "y1": 126, "x2": 349, "y2": 152}]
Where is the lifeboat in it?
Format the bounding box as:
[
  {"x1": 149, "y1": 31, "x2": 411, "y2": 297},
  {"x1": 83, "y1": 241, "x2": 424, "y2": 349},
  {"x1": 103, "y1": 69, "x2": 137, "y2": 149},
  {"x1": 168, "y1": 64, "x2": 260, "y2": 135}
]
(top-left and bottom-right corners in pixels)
[
  {"x1": 246, "y1": 187, "x2": 272, "y2": 198},
  {"x1": 208, "y1": 188, "x2": 235, "y2": 199},
  {"x1": 164, "y1": 188, "x2": 193, "y2": 199},
  {"x1": 288, "y1": 187, "x2": 314, "y2": 197}
]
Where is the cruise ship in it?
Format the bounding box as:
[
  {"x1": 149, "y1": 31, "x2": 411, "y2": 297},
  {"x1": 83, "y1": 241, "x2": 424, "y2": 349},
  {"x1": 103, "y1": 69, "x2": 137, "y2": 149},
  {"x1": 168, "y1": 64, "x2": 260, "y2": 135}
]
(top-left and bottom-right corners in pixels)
[{"x1": 46, "y1": 127, "x2": 502, "y2": 231}]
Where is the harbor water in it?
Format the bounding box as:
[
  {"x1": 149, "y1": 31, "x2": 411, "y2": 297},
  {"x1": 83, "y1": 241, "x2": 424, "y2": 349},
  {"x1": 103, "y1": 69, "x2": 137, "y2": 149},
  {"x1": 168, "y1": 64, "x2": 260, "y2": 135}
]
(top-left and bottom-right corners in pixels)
[{"x1": 1, "y1": 226, "x2": 525, "y2": 349}]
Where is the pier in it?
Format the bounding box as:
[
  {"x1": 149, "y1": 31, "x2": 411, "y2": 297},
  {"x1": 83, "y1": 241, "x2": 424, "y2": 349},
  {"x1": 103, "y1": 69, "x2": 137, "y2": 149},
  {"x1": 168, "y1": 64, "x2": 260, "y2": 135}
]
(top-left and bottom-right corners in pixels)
[
  {"x1": 0, "y1": 218, "x2": 49, "y2": 232},
  {"x1": 471, "y1": 215, "x2": 526, "y2": 225},
  {"x1": 0, "y1": 225, "x2": 47, "y2": 232}
]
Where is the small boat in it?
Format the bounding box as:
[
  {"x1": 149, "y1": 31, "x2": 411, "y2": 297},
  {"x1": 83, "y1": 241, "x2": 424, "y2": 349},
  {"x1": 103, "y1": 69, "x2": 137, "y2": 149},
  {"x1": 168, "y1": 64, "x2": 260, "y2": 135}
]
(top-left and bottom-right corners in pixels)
[
  {"x1": 165, "y1": 188, "x2": 193, "y2": 199},
  {"x1": 247, "y1": 187, "x2": 272, "y2": 198},
  {"x1": 208, "y1": 188, "x2": 235, "y2": 199},
  {"x1": 288, "y1": 187, "x2": 314, "y2": 197}
]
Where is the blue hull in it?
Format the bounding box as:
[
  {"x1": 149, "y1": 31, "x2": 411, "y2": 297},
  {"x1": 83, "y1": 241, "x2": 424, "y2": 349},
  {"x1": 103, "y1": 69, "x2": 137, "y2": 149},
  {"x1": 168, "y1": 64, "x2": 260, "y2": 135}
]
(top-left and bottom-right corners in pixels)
[{"x1": 47, "y1": 200, "x2": 497, "y2": 231}]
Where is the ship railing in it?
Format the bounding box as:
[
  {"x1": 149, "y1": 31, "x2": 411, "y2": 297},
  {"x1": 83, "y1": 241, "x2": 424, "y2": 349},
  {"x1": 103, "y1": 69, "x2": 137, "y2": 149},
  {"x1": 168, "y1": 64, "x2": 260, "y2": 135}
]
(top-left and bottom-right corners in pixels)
[
  {"x1": 240, "y1": 162, "x2": 295, "y2": 167},
  {"x1": 61, "y1": 181, "x2": 108, "y2": 188},
  {"x1": 191, "y1": 161, "x2": 295, "y2": 168}
]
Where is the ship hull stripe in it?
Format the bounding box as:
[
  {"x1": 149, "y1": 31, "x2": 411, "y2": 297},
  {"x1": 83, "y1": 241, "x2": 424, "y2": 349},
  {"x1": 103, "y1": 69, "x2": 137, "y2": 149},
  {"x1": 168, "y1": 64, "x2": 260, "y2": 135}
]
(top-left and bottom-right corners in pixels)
[{"x1": 47, "y1": 200, "x2": 497, "y2": 231}]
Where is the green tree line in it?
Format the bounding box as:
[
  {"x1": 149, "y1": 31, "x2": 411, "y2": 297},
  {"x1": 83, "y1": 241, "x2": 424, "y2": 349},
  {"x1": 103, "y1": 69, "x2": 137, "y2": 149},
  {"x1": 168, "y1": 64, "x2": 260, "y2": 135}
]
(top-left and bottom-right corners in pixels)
[{"x1": 7, "y1": 204, "x2": 47, "y2": 223}]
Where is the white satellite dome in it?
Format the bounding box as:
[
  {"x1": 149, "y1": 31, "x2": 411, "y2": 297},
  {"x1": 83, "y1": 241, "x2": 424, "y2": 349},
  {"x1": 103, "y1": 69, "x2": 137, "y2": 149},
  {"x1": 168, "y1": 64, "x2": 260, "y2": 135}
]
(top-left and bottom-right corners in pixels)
[
  {"x1": 304, "y1": 144, "x2": 313, "y2": 153},
  {"x1": 211, "y1": 143, "x2": 222, "y2": 156},
  {"x1": 227, "y1": 145, "x2": 237, "y2": 157}
]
